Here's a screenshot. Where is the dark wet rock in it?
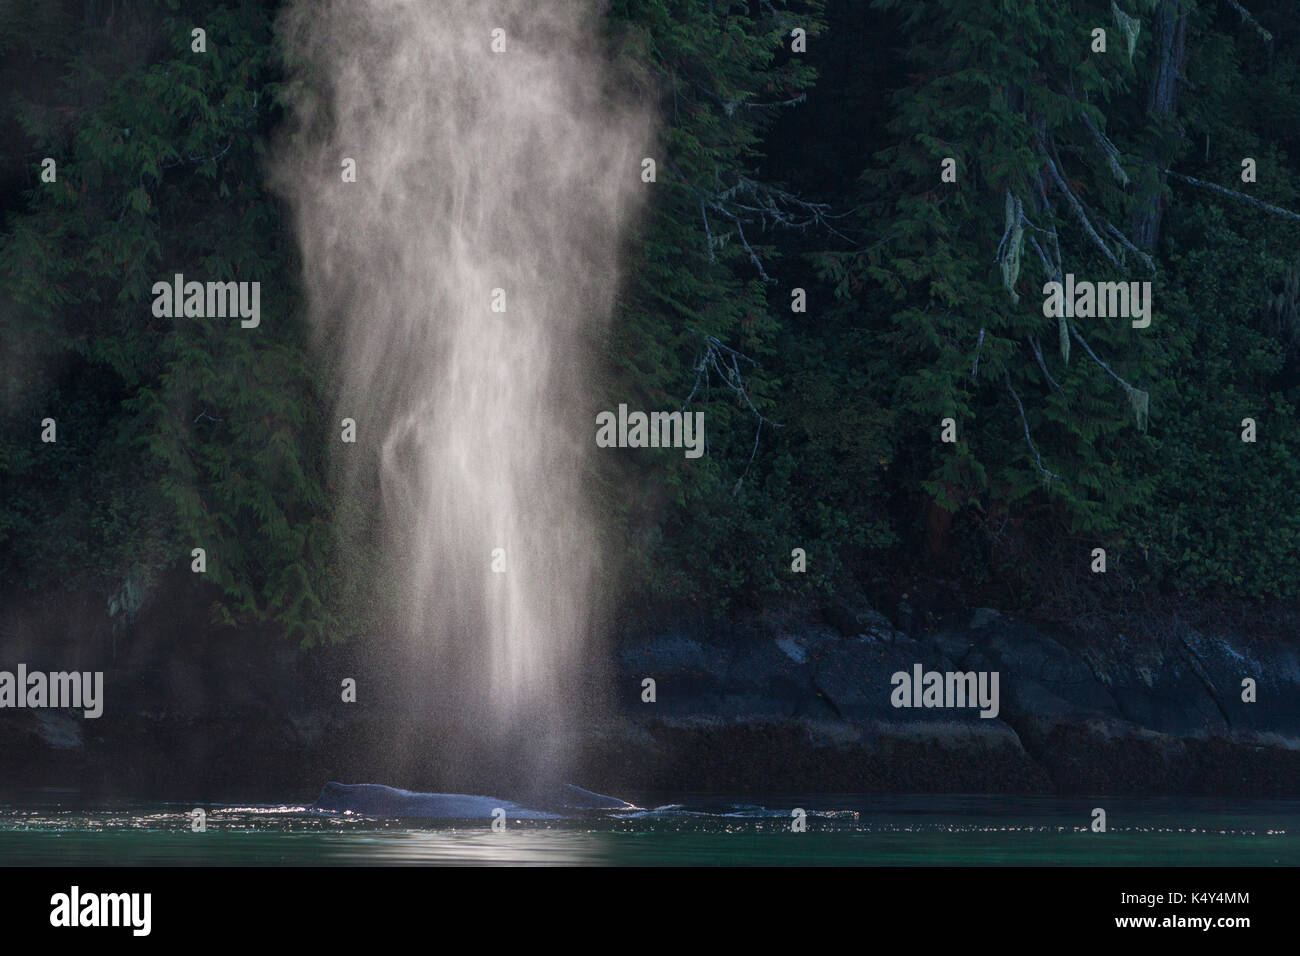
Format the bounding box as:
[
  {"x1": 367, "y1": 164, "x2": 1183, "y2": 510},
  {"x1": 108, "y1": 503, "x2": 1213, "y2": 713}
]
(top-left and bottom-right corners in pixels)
[
  {"x1": 3, "y1": 587, "x2": 1299, "y2": 800},
  {"x1": 1172, "y1": 626, "x2": 1300, "y2": 735},
  {"x1": 951, "y1": 618, "x2": 1123, "y2": 723},
  {"x1": 616, "y1": 634, "x2": 730, "y2": 679},
  {"x1": 823, "y1": 603, "x2": 899, "y2": 641},
  {"x1": 810, "y1": 636, "x2": 958, "y2": 724},
  {"x1": 578, "y1": 715, "x2": 1051, "y2": 794},
  {"x1": 604, "y1": 606, "x2": 1300, "y2": 795}
]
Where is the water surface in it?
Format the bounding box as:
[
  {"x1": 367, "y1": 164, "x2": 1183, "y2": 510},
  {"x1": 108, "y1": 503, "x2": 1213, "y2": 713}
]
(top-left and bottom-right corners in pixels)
[{"x1": 2, "y1": 794, "x2": 1296, "y2": 865}]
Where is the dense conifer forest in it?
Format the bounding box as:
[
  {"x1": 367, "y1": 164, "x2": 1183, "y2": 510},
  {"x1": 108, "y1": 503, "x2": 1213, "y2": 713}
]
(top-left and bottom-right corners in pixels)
[{"x1": 3, "y1": 0, "x2": 1299, "y2": 646}]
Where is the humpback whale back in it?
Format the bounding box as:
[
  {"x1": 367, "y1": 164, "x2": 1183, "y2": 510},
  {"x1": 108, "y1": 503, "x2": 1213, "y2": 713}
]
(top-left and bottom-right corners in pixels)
[{"x1": 311, "y1": 782, "x2": 635, "y2": 819}]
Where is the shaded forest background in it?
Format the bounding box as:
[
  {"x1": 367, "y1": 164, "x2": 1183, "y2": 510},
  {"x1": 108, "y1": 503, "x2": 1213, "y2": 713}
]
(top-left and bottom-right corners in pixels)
[{"x1": 2, "y1": 0, "x2": 1299, "y2": 651}]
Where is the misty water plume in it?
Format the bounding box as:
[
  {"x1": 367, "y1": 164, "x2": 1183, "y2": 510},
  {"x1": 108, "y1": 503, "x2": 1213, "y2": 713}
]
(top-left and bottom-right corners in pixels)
[{"x1": 271, "y1": 0, "x2": 651, "y2": 785}]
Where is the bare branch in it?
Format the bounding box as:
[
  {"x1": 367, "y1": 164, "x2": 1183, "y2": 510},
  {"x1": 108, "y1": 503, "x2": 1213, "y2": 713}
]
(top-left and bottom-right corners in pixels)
[
  {"x1": 1006, "y1": 373, "x2": 1061, "y2": 483},
  {"x1": 734, "y1": 418, "x2": 766, "y2": 495},
  {"x1": 1165, "y1": 169, "x2": 1300, "y2": 222},
  {"x1": 728, "y1": 174, "x2": 856, "y2": 240},
  {"x1": 699, "y1": 201, "x2": 715, "y2": 262},
  {"x1": 161, "y1": 140, "x2": 233, "y2": 169},
  {"x1": 1222, "y1": 0, "x2": 1274, "y2": 44},
  {"x1": 1069, "y1": 324, "x2": 1130, "y2": 389},
  {"x1": 680, "y1": 330, "x2": 784, "y2": 495},
  {"x1": 1078, "y1": 109, "x2": 1129, "y2": 187},
  {"x1": 1028, "y1": 234, "x2": 1061, "y2": 282},
  {"x1": 1101, "y1": 218, "x2": 1155, "y2": 273},
  {"x1": 1069, "y1": 324, "x2": 1150, "y2": 431},
  {"x1": 1028, "y1": 336, "x2": 1063, "y2": 391},
  {"x1": 741, "y1": 94, "x2": 807, "y2": 111},
  {"x1": 705, "y1": 202, "x2": 774, "y2": 281},
  {"x1": 1042, "y1": 152, "x2": 1121, "y2": 267}
]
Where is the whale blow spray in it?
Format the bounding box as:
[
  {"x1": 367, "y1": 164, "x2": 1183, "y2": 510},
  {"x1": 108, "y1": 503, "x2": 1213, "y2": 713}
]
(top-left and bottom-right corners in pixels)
[{"x1": 272, "y1": 0, "x2": 650, "y2": 778}]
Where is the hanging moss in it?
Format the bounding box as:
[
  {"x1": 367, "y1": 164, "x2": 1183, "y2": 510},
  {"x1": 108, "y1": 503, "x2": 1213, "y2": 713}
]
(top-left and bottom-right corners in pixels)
[
  {"x1": 1111, "y1": 1, "x2": 1141, "y2": 61},
  {"x1": 1000, "y1": 190, "x2": 1024, "y2": 303},
  {"x1": 1125, "y1": 384, "x2": 1150, "y2": 432}
]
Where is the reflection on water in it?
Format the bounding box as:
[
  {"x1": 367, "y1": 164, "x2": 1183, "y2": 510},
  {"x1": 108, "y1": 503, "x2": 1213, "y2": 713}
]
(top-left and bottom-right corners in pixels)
[{"x1": 1, "y1": 795, "x2": 1297, "y2": 865}]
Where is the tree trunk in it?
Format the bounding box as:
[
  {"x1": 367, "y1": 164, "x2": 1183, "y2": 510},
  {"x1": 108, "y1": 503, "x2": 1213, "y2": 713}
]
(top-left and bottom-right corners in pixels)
[{"x1": 1132, "y1": 0, "x2": 1189, "y2": 251}]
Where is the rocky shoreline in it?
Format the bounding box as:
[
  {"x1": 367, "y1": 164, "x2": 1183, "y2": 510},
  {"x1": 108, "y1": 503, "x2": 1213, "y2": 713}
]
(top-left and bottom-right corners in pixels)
[
  {"x1": 2, "y1": 594, "x2": 1297, "y2": 802},
  {"x1": 588, "y1": 605, "x2": 1300, "y2": 796}
]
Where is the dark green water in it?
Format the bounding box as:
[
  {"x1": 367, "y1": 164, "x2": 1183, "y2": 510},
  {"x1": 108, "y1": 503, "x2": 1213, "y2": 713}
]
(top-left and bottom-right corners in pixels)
[{"x1": 2, "y1": 795, "x2": 1297, "y2": 865}]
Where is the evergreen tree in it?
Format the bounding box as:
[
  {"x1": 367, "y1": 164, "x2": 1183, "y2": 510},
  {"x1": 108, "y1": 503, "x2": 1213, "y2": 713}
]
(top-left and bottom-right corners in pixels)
[{"x1": 0, "y1": 0, "x2": 338, "y2": 642}]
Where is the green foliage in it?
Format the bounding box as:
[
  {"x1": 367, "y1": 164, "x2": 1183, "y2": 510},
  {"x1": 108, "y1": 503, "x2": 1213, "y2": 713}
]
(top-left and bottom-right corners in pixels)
[
  {"x1": 0, "y1": 0, "x2": 337, "y2": 644},
  {"x1": 2, "y1": 0, "x2": 1299, "y2": 641},
  {"x1": 603, "y1": 0, "x2": 881, "y2": 609},
  {"x1": 1142, "y1": 204, "x2": 1300, "y2": 597},
  {"x1": 800, "y1": 0, "x2": 1300, "y2": 605}
]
